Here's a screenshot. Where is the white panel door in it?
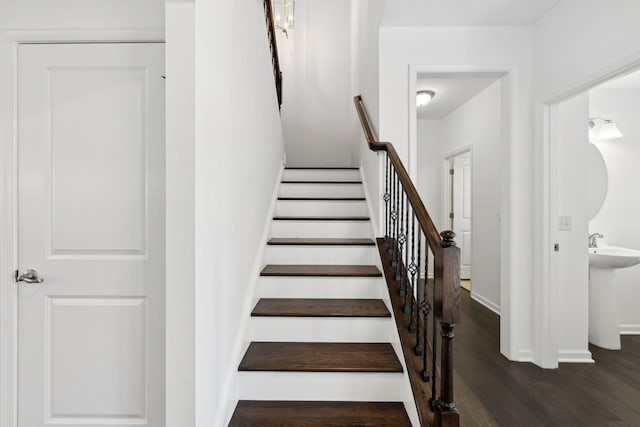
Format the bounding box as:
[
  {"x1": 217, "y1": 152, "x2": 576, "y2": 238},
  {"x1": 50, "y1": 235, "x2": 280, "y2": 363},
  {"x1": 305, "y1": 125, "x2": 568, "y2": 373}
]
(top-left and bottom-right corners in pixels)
[
  {"x1": 17, "y1": 43, "x2": 165, "y2": 427},
  {"x1": 453, "y1": 153, "x2": 472, "y2": 279}
]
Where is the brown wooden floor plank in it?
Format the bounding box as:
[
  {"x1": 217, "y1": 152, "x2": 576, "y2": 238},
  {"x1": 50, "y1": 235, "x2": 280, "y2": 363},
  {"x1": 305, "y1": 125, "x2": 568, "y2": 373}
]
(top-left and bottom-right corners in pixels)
[
  {"x1": 238, "y1": 342, "x2": 403, "y2": 373},
  {"x1": 229, "y1": 400, "x2": 412, "y2": 427},
  {"x1": 260, "y1": 264, "x2": 382, "y2": 277},
  {"x1": 273, "y1": 215, "x2": 370, "y2": 221},
  {"x1": 267, "y1": 238, "x2": 375, "y2": 246},
  {"x1": 251, "y1": 298, "x2": 391, "y2": 317}
]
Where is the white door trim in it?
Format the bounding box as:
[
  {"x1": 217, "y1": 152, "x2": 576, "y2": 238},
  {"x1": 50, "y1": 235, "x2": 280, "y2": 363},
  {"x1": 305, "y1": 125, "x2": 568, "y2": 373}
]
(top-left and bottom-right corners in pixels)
[
  {"x1": 537, "y1": 51, "x2": 640, "y2": 368},
  {"x1": 442, "y1": 146, "x2": 473, "y2": 231},
  {"x1": 0, "y1": 29, "x2": 164, "y2": 427},
  {"x1": 443, "y1": 147, "x2": 473, "y2": 281},
  {"x1": 408, "y1": 65, "x2": 516, "y2": 360}
]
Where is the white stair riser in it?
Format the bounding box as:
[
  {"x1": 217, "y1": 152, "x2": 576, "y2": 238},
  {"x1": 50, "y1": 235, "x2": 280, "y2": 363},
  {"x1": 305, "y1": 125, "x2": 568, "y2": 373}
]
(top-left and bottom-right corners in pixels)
[
  {"x1": 238, "y1": 372, "x2": 408, "y2": 401},
  {"x1": 271, "y1": 221, "x2": 371, "y2": 238},
  {"x1": 279, "y1": 183, "x2": 364, "y2": 198},
  {"x1": 275, "y1": 200, "x2": 368, "y2": 216},
  {"x1": 257, "y1": 277, "x2": 386, "y2": 299},
  {"x1": 282, "y1": 169, "x2": 360, "y2": 181},
  {"x1": 248, "y1": 317, "x2": 396, "y2": 342},
  {"x1": 266, "y1": 246, "x2": 377, "y2": 265}
]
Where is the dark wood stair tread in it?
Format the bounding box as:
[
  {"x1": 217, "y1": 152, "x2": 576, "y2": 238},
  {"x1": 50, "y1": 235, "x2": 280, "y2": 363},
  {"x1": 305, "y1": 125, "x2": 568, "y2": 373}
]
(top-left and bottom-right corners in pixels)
[
  {"x1": 268, "y1": 238, "x2": 375, "y2": 246},
  {"x1": 260, "y1": 264, "x2": 382, "y2": 277},
  {"x1": 278, "y1": 197, "x2": 366, "y2": 201},
  {"x1": 238, "y1": 342, "x2": 403, "y2": 372},
  {"x1": 281, "y1": 180, "x2": 363, "y2": 184},
  {"x1": 229, "y1": 400, "x2": 412, "y2": 426},
  {"x1": 273, "y1": 216, "x2": 370, "y2": 221},
  {"x1": 252, "y1": 298, "x2": 391, "y2": 317}
]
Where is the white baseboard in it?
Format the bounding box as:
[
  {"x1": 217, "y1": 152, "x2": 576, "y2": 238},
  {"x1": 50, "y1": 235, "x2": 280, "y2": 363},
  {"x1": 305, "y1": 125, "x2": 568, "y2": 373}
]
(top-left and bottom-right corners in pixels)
[
  {"x1": 470, "y1": 291, "x2": 501, "y2": 316},
  {"x1": 620, "y1": 324, "x2": 640, "y2": 335},
  {"x1": 558, "y1": 350, "x2": 595, "y2": 364},
  {"x1": 517, "y1": 350, "x2": 534, "y2": 362},
  {"x1": 213, "y1": 165, "x2": 284, "y2": 427}
]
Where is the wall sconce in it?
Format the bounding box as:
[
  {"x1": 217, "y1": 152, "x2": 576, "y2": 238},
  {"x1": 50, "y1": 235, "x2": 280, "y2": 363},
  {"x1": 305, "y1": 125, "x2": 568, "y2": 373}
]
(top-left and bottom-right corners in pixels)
[
  {"x1": 416, "y1": 90, "x2": 435, "y2": 107},
  {"x1": 274, "y1": 1, "x2": 295, "y2": 38},
  {"x1": 589, "y1": 117, "x2": 623, "y2": 142}
]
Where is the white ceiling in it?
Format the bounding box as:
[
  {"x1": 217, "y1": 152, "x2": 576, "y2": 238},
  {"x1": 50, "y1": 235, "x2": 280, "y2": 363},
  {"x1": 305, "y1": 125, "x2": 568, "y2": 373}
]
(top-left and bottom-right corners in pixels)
[
  {"x1": 382, "y1": 0, "x2": 562, "y2": 27},
  {"x1": 417, "y1": 73, "x2": 502, "y2": 119}
]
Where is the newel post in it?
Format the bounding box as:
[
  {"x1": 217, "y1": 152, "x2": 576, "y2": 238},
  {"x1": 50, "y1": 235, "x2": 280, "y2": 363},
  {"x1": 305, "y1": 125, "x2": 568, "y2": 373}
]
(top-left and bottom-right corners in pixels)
[{"x1": 434, "y1": 230, "x2": 461, "y2": 427}]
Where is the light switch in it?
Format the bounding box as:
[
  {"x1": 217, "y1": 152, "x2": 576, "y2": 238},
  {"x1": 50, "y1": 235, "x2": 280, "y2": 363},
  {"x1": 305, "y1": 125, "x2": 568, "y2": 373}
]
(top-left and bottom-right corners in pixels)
[{"x1": 559, "y1": 216, "x2": 572, "y2": 231}]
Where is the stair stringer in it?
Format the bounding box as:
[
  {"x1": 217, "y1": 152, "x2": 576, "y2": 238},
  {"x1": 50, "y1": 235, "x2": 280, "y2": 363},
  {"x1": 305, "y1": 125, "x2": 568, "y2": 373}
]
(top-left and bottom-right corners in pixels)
[{"x1": 214, "y1": 164, "x2": 285, "y2": 427}]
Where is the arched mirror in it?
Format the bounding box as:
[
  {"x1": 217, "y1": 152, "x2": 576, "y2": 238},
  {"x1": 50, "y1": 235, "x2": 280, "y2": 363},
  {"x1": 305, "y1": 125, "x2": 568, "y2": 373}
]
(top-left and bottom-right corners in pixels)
[{"x1": 587, "y1": 143, "x2": 608, "y2": 219}]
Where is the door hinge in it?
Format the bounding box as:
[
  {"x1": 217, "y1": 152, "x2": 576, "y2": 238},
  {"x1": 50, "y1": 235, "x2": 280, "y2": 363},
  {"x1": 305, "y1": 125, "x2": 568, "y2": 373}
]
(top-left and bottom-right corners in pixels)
[
  {"x1": 449, "y1": 168, "x2": 454, "y2": 175},
  {"x1": 449, "y1": 212, "x2": 454, "y2": 219}
]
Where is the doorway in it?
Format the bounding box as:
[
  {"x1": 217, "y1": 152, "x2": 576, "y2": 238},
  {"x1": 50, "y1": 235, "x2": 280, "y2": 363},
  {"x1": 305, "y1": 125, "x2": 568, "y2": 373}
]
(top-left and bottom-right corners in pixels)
[
  {"x1": 413, "y1": 72, "x2": 503, "y2": 317},
  {"x1": 445, "y1": 149, "x2": 472, "y2": 286},
  {"x1": 15, "y1": 42, "x2": 165, "y2": 426}
]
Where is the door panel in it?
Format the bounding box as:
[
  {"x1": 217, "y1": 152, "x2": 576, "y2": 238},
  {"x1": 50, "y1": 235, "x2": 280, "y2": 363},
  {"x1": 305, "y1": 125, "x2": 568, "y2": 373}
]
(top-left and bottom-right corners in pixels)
[
  {"x1": 17, "y1": 43, "x2": 165, "y2": 427},
  {"x1": 452, "y1": 153, "x2": 472, "y2": 279}
]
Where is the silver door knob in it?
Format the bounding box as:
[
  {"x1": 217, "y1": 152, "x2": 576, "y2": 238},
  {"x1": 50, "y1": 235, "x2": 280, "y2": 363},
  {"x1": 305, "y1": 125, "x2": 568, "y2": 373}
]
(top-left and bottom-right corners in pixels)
[{"x1": 14, "y1": 269, "x2": 44, "y2": 284}]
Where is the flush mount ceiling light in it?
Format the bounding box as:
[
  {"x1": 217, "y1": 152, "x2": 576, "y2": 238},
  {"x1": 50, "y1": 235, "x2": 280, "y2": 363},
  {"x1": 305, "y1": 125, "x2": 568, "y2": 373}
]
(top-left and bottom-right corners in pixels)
[
  {"x1": 416, "y1": 90, "x2": 435, "y2": 107},
  {"x1": 273, "y1": 1, "x2": 295, "y2": 38},
  {"x1": 589, "y1": 117, "x2": 623, "y2": 142}
]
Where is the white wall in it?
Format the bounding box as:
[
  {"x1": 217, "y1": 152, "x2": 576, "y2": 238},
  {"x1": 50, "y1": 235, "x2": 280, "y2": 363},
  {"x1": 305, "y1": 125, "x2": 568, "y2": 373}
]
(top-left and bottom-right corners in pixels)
[
  {"x1": 165, "y1": 0, "x2": 285, "y2": 425},
  {"x1": 194, "y1": 0, "x2": 285, "y2": 424},
  {"x1": 352, "y1": 0, "x2": 387, "y2": 233},
  {"x1": 589, "y1": 88, "x2": 640, "y2": 334},
  {"x1": 553, "y1": 93, "x2": 591, "y2": 362},
  {"x1": 417, "y1": 119, "x2": 442, "y2": 229},
  {"x1": 165, "y1": 2, "x2": 195, "y2": 425},
  {"x1": 279, "y1": 0, "x2": 354, "y2": 166},
  {"x1": 0, "y1": 0, "x2": 163, "y2": 29},
  {"x1": 379, "y1": 26, "x2": 534, "y2": 361},
  {"x1": 533, "y1": 0, "x2": 640, "y2": 103}
]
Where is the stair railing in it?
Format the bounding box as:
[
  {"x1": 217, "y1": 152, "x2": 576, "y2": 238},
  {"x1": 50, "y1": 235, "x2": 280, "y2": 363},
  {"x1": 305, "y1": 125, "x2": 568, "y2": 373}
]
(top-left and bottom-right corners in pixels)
[
  {"x1": 263, "y1": 0, "x2": 283, "y2": 109},
  {"x1": 354, "y1": 95, "x2": 461, "y2": 427}
]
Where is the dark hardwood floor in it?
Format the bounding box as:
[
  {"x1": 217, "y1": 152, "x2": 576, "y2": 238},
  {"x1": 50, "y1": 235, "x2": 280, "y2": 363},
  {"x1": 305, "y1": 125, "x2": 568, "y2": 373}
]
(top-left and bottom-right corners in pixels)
[{"x1": 456, "y1": 289, "x2": 640, "y2": 427}]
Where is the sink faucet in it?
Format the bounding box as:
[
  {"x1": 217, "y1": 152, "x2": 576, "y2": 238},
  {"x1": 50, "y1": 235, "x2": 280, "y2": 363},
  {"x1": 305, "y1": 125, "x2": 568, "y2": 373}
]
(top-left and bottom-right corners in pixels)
[{"x1": 589, "y1": 233, "x2": 604, "y2": 248}]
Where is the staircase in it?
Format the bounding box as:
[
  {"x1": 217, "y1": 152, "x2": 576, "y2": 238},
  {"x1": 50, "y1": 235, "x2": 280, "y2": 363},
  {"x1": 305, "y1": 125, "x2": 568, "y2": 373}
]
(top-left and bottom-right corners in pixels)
[{"x1": 229, "y1": 167, "x2": 417, "y2": 426}]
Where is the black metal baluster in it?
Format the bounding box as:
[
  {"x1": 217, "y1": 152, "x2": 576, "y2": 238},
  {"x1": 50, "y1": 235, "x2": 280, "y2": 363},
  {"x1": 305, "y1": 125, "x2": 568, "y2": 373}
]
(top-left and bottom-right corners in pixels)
[
  {"x1": 430, "y1": 269, "x2": 438, "y2": 408},
  {"x1": 392, "y1": 172, "x2": 400, "y2": 265},
  {"x1": 396, "y1": 190, "x2": 405, "y2": 293},
  {"x1": 422, "y1": 247, "x2": 431, "y2": 383},
  {"x1": 414, "y1": 227, "x2": 422, "y2": 352},
  {"x1": 389, "y1": 168, "x2": 397, "y2": 257},
  {"x1": 403, "y1": 196, "x2": 411, "y2": 313},
  {"x1": 408, "y1": 214, "x2": 418, "y2": 332},
  {"x1": 384, "y1": 155, "x2": 390, "y2": 243}
]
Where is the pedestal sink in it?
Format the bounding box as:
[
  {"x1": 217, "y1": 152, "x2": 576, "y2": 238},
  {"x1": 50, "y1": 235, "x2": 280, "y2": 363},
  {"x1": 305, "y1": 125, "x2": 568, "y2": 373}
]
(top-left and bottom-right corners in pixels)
[{"x1": 589, "y1": 245, "x2": 640, "y2": 350}]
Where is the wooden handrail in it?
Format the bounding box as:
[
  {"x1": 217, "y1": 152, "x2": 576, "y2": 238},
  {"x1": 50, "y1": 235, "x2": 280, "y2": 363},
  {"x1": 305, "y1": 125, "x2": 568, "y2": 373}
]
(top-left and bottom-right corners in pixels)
[
  {"x1": 353, "y1": 95, "x2": 442, "y2": 255},
  {"x1": 354, "y1": 95, "x2": 460, "y2": 427},
  {"x1": 263, "y1": 0, "x2": 283, "y2": 109}
]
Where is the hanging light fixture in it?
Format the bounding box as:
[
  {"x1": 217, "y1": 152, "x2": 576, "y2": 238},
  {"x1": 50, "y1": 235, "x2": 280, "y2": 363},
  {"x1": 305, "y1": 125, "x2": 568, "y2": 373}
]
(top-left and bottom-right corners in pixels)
[
  {"x1": 416, "y1": 90, "x2": 435, "y2": 107},
  {"x1": 589, "y1": 117, "x2": 623, "y2": 142},
  {"x1": 273, "y1": 1, "x2": 295, "y2": 38}
]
